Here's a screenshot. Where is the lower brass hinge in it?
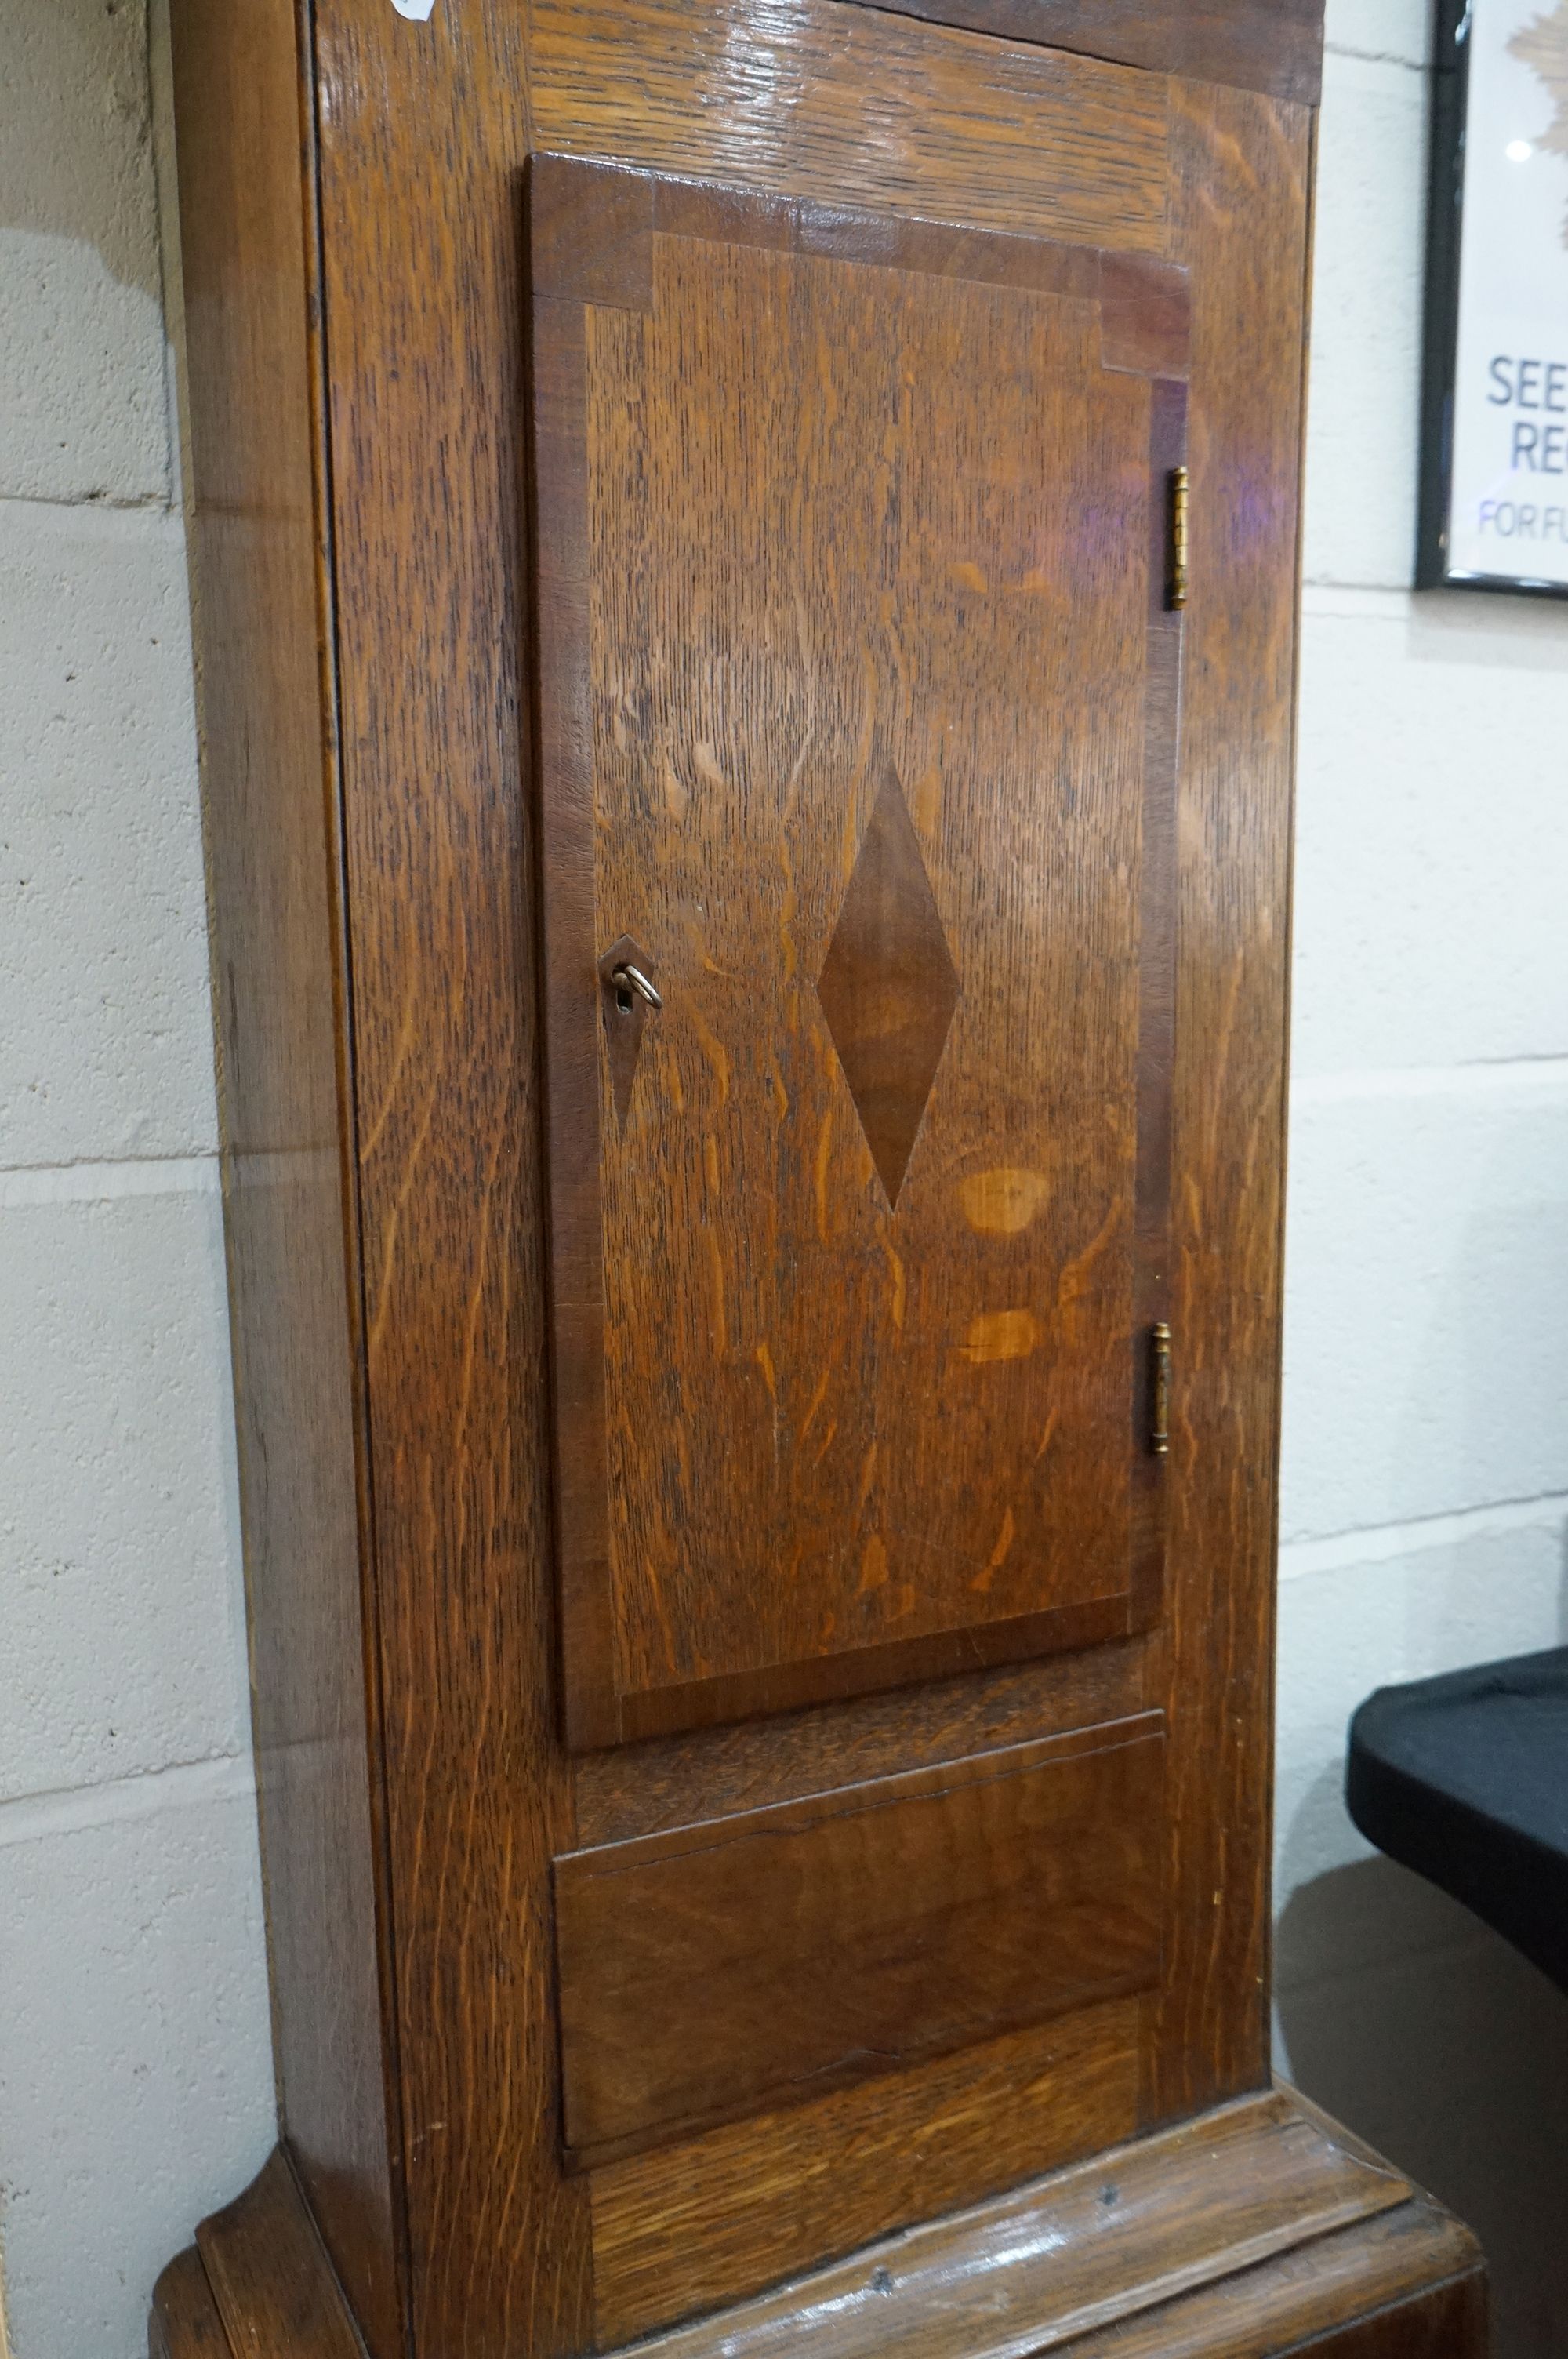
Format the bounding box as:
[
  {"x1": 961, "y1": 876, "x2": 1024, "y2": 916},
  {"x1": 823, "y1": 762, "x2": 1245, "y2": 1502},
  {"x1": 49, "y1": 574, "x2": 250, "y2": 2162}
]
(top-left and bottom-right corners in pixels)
[
  {"x1": 1151, "y1": 1321, "x2": 1172, "y2": 1456},
  {"x1": 1168, "y1": 467, "x2": 1190, "y2": 612}
]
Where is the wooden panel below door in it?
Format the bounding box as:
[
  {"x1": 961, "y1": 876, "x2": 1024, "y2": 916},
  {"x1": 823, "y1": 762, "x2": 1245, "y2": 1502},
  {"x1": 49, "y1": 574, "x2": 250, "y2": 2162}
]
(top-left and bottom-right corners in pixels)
[{"x1": 554, "y1": 1713, "x2": 1164, "y2": 2161}]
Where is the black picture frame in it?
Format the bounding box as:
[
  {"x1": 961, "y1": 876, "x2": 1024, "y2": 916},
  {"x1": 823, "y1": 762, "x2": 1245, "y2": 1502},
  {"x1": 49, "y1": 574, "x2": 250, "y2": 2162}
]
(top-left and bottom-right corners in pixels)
[{"x1": 1417, "y1": 0, "x2": 1568, "y2": 599}]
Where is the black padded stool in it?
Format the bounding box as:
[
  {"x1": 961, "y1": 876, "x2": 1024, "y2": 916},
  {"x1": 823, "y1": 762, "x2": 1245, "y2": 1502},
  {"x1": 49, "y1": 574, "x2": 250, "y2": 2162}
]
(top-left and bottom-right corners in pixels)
[{"x1": 1347, "y1": 1644, "x2": 1568, "y2": 1994}]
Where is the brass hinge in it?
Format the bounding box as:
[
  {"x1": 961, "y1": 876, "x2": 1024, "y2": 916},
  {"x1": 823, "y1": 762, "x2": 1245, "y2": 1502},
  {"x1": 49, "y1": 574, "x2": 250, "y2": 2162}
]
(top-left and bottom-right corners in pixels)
[
  {"x1": 1150, "y1": 1321, "x2": 1172, "y2": 1456},
  {"x1": 1168, "y1": 467, "x2": 1190, "y2": 612}
]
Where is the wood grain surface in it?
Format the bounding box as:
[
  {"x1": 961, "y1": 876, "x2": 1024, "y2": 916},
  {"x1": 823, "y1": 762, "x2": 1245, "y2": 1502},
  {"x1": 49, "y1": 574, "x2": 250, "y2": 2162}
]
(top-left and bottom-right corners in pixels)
[
  {"x1": 1056, "y1": 2208, "x2": 1484, "y2": 2359},
  {"x1": 833, "y1": 0, "x2": 1324, "y2": 107},
  {"x1": 149, "y1": 2250, "x2": 230, "y2": 2359},
  {"x1": 533, "y1": 159, "x2": 1182, "y2": 1750},
  {"x1": 168, "y1": 0, "x2": 1327, "y2": 2346},
  {"x1": 812, "y1": 758, "x2": 963, "y2": 1206},
  {"x1": 152, "y1": 2108, "x2": 1482, "y2": 2359},
  {"x1": 163, "y1": 2, "x2": 402, "y2": 2349},
  {"x1": 555, "y1": 1716, "x2": 1164, "y2": 2159},
  {"x1": 195, "y1": 2150, "x2": 366, "y2": 2359},
  {"x1": 310, "y1": 2, "x2": 597, "y2": 2350},
  {"x1": 607, "y1": 2092, "x2": 1428, "y2": 2359},
  {"x1": 1142, "y1": 75, "x2": 1314, "y2": 2127},
  {"x1": 526, "y1": 1, "x2": 1171, "y2": 252},
  {"x1": 574, "y1": 1636, "x2": 1149, "y2": 1847},
  {"x1": 1130, "y1": 374, "x2": 1185, "y2": 1624},
  {"x1": 589, "y1": 1997, "x2": 1143, "y2": 2345}
]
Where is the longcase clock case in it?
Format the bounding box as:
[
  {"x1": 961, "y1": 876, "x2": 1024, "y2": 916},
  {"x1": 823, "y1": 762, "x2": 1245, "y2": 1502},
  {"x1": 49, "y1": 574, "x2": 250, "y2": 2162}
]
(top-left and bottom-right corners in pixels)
[{"x1": 152, "y1": 4, "x2": 1487, "y2": 2357}]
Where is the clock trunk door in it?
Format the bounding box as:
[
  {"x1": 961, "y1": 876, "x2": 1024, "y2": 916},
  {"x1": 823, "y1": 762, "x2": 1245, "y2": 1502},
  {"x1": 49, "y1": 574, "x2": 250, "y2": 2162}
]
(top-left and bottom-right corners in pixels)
[{"x1": 531, "y1": 157, "x2": 1183, "y2": 1751}]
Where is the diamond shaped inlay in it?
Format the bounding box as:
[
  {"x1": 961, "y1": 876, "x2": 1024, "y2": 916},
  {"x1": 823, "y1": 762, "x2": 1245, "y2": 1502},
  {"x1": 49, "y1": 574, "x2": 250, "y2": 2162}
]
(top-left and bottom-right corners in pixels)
[{"x1": 816, "y1": 763, "x2": 960, "y2": 1205}]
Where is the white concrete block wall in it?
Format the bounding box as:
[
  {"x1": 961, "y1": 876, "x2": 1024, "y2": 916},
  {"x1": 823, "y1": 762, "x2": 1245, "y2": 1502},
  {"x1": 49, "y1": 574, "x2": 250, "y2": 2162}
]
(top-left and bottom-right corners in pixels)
[
  {"x1": 3, "y1": 0, "x2": 1566, "y2": 2352},
  {"x1": 0, "y1": 4, "x2": 274, "y2": 2354},
  {"x1": 1279, "y1": 5, "x2": 1568, "y2": 2353}
]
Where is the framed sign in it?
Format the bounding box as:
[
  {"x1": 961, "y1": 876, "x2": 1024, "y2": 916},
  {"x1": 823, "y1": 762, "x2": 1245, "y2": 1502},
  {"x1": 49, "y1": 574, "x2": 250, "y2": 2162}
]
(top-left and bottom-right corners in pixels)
[{"x1": 1420, "y1": 0, "x2": 1568, "y2": 594}]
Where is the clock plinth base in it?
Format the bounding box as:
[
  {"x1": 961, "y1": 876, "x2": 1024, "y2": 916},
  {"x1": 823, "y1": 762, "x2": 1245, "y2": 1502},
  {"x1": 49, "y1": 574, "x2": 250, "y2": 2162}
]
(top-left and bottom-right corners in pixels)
[{"x1": 151, "y1": 2091, "x2": 1484, "y2": 2359}]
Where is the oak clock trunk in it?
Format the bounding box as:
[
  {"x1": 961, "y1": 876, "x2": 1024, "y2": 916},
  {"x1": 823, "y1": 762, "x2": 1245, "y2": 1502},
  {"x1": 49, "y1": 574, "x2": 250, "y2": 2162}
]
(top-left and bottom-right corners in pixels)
[{"x1": 154, "y1": 5, "x2": 1488, "y2": 2358}]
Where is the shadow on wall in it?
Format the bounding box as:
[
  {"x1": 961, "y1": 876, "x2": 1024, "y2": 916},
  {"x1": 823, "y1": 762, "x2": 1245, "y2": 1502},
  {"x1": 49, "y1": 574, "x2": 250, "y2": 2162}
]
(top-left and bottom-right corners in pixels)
[
  {"x1": 1278, "y1": 1845, "x2": 1568, "y2": 2359},
  {"x1": 0, "y1": 0, "x2": 162, "y2": 294}
]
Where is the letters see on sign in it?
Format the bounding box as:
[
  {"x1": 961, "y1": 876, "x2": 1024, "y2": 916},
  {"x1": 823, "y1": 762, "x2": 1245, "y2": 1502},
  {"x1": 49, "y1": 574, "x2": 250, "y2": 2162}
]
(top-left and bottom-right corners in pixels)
[{"x1": 1430, "y1": 0, "x2": 1568, "y2": 590}]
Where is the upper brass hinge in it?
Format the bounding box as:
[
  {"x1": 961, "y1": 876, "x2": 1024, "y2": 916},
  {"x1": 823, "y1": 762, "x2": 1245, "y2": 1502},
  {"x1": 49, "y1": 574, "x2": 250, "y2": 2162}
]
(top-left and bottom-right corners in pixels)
[{"x1": 1168, "y1": 467, "x2": 1190, "y2": 612}]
